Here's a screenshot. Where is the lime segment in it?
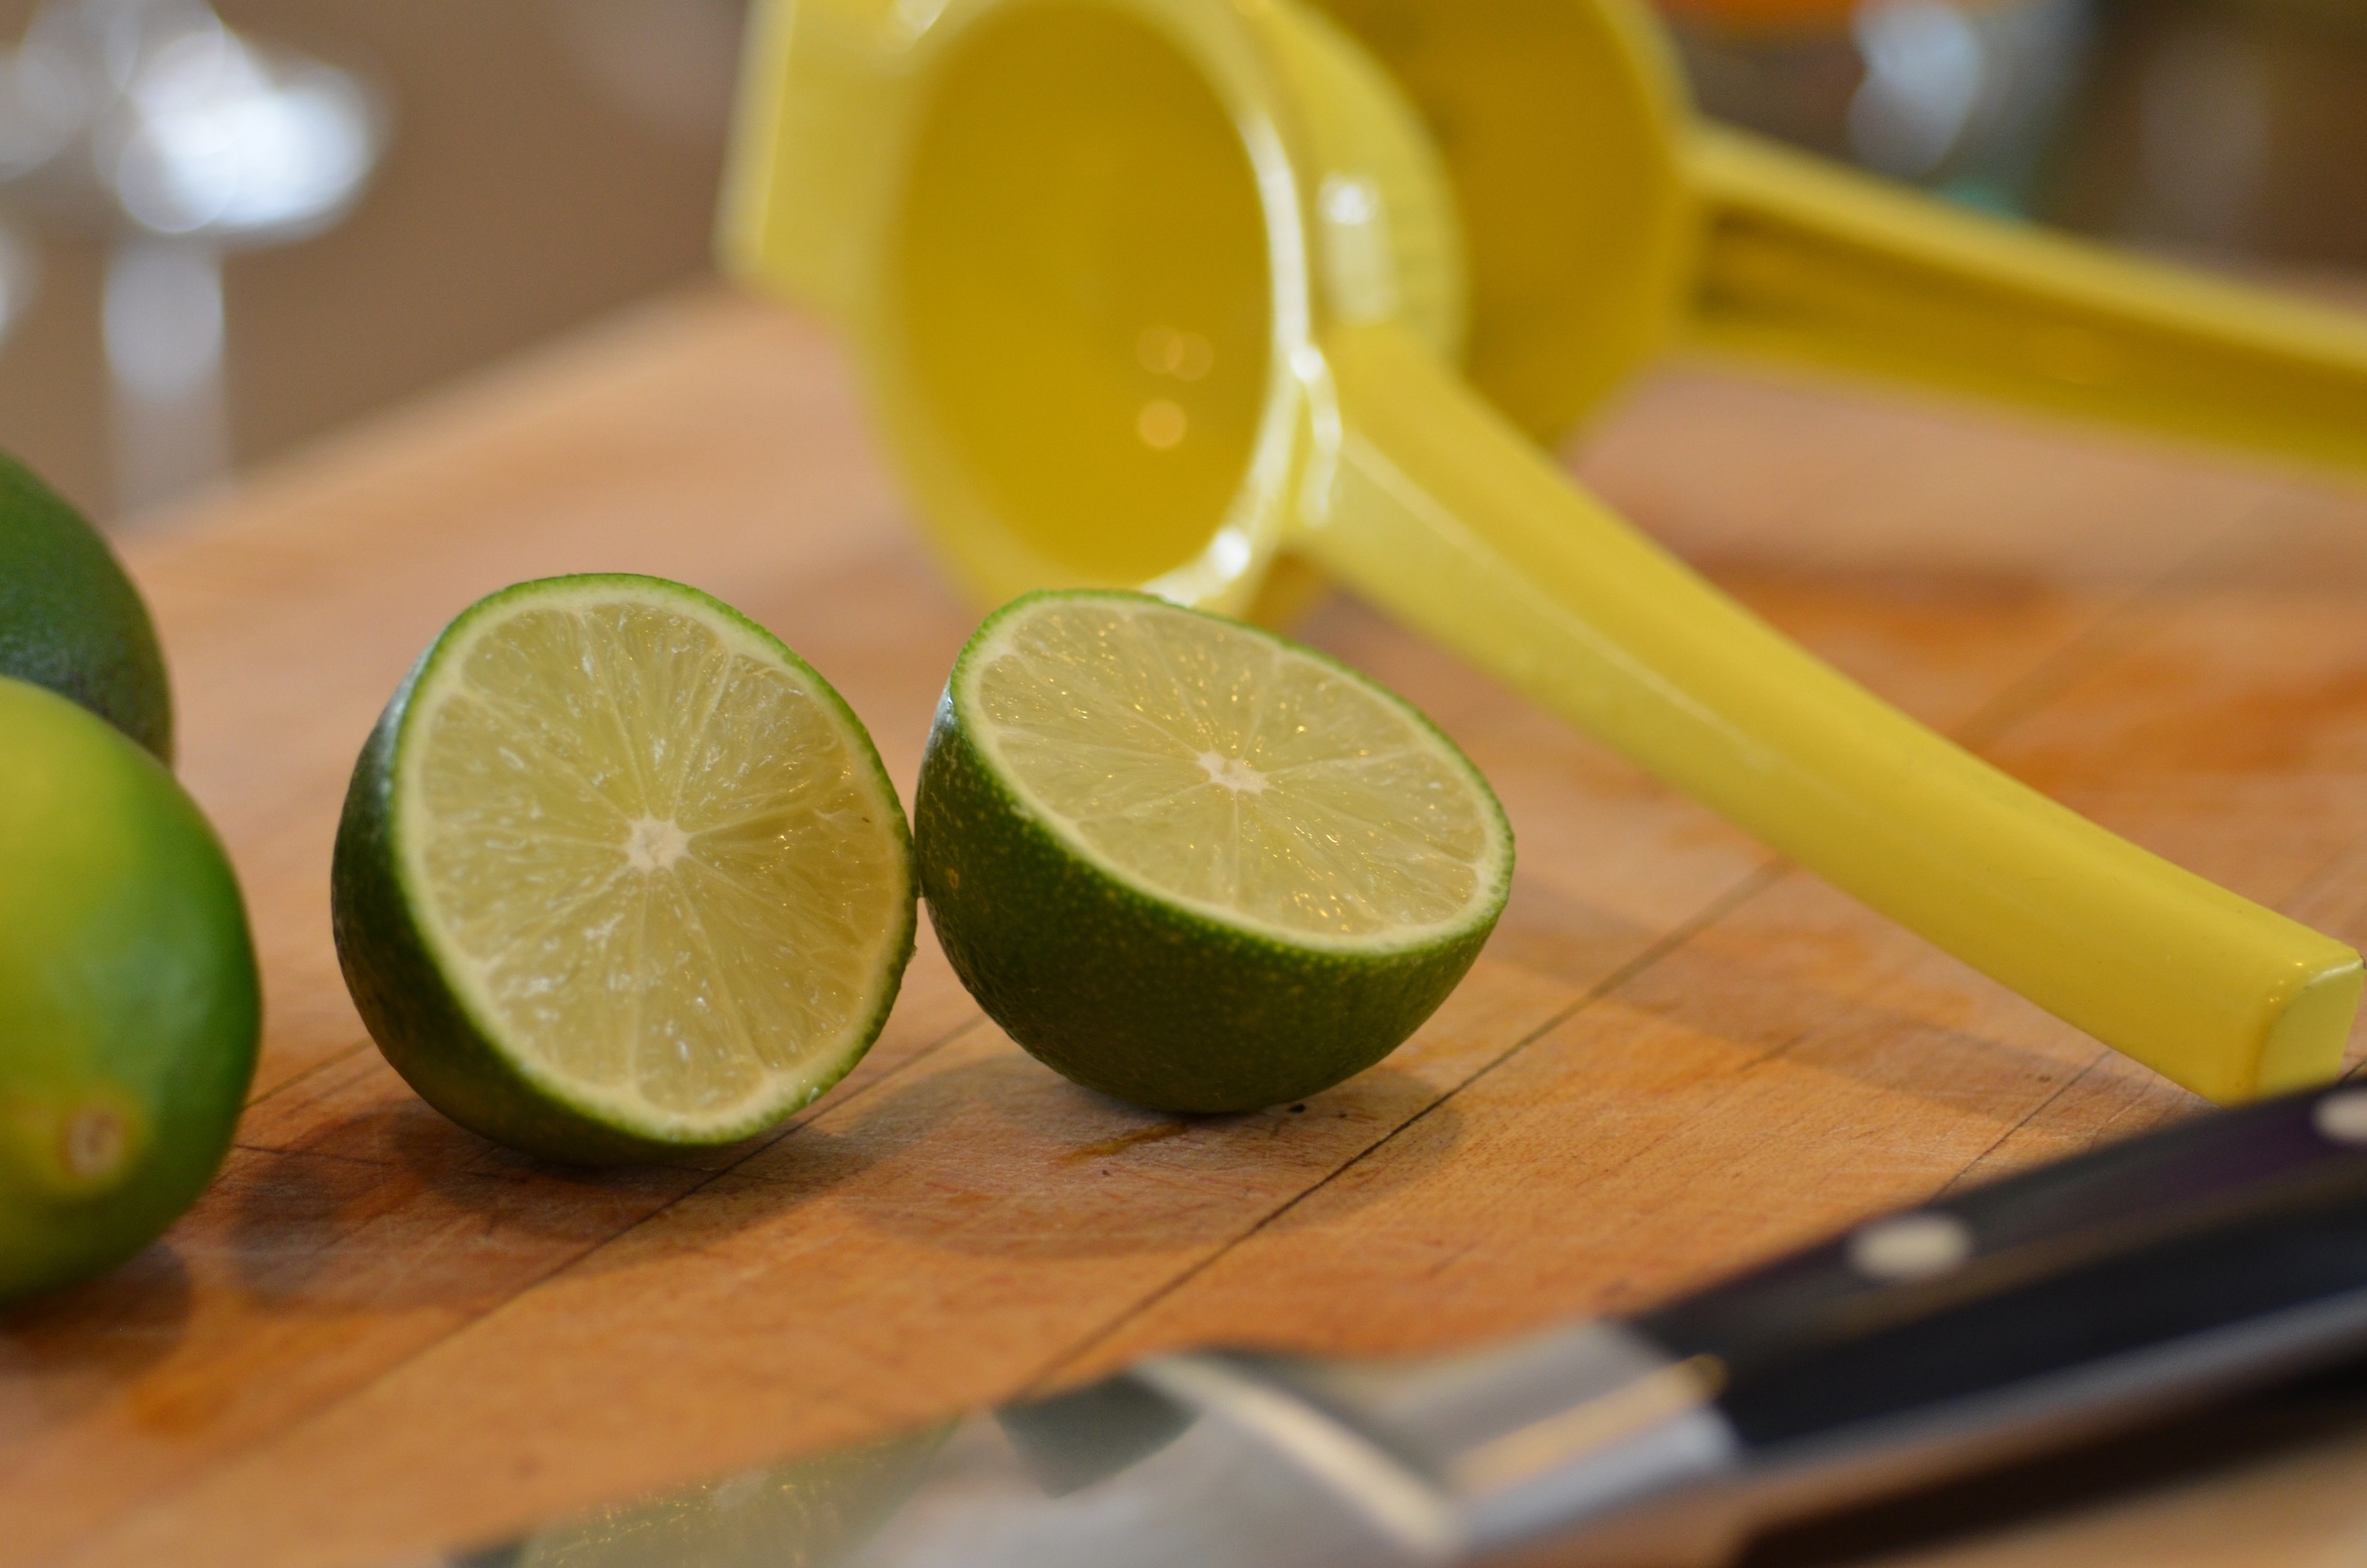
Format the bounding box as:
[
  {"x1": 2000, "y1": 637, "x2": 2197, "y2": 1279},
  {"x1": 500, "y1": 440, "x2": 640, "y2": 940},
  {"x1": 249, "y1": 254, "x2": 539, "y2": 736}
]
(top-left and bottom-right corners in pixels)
[{"x1": 970, "y1": 596, "x2": 1504, "y2": 944}]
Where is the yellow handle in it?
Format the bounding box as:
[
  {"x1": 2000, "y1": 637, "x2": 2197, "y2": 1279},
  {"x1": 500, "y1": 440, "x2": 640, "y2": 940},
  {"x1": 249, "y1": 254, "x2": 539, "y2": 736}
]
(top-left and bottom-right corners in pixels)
[
  {"x1": 1683, "y1": 126, "x2": 2367, "y2": 478},
  {"x1": 1305, "y1": 320, "x2": 2362, "y2": 1103}
]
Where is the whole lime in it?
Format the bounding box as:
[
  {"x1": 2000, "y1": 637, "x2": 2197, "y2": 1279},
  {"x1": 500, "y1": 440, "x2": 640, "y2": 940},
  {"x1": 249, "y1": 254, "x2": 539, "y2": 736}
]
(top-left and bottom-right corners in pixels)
[
  {"x1": 917, "y1": 591, "x2": 1513, "y2": 1114},
  {"x1": 0, "y1": 677, "x2": 258, "y2": 1304},
  {"x1": 0, "y1": 453, "x2": 173, "y2": 761}
]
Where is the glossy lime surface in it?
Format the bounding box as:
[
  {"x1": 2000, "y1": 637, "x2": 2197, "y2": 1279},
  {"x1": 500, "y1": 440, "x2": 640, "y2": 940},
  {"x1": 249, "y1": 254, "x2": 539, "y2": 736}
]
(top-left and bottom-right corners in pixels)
[{"x1": 0, "y1": 678, "x2": 258, "y2": 1304}]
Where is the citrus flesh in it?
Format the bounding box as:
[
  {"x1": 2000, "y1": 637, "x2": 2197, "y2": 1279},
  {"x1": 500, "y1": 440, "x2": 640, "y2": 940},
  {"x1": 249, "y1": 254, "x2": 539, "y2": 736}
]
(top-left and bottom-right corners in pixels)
[
  {"x1": 917, "y1": 591, "x2": 1511, "y2": 1113},
  {"x1": 0, "y1": 677, "x2": 258, "y2": 1304},
  {"x1": 0, "y1": 453, "x2": 172, "y2": 761},
  {"x1": 333, "y1": 576, "x2": 915, "y2": 1163}
]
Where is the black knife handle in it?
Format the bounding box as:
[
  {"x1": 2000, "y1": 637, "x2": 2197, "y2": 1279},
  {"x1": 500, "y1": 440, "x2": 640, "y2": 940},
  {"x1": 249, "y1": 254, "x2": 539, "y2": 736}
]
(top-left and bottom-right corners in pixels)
[{"x1": 1633, "y1": 1082, "x2": 2367, "y2": 1452}]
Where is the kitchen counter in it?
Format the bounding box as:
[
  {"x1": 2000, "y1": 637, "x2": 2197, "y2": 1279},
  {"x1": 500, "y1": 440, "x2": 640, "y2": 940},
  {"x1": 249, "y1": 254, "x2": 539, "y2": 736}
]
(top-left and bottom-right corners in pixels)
[{"x1": 10, "y1": 285, "x2": 2367, "y2": 1568}]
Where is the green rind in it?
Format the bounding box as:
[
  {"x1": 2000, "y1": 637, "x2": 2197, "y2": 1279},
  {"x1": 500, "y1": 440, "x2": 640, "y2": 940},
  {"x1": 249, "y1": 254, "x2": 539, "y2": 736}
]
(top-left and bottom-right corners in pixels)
[
  {"x1": 916, "y1": 590, "x2": 1511, "y2": 1114},
  {"x1": 0, "y1": 454, "x2": 173, "y2": 762},
  {"x1": 330, "y1": 576, "x2": 917, "y2": 1167},
  {"x1": 0, "y1": 679, "x2": 258, "y2": 1304}
]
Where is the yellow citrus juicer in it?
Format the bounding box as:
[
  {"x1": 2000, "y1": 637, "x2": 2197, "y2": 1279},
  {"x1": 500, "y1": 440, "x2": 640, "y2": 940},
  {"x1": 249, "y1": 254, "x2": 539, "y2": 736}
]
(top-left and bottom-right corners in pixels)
[
  {"x1": 745, "y1": 0, "x2": 2367, "y2": 486},
  {"x1": 1287, "y1": 0, "x2": 2367, "y2": 472},
  {"x1": 719, "y1": 0, "x2": 2361, "y2": 1103}
]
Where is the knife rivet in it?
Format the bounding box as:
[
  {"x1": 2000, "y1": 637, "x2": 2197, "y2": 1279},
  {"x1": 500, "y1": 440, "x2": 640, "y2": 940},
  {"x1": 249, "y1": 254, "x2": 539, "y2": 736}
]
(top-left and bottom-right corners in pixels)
[
  {"x1": 2313, "y1": 1090, "x2": 2367, "y2": 1146},
  {"x1": 1848, "y1": 1212, "x2": 1974, "y2": 1282}
]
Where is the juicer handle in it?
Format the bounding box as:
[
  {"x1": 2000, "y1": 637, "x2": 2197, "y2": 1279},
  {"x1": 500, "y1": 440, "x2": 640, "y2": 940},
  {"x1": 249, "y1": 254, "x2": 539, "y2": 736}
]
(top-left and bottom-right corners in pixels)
[
  {"x1": 1303, "y1": 319, "x2": 2361, "y2": 1103},
  {"x1": 1681, "y1": 125, "x2": 2367, "y2": 481}
]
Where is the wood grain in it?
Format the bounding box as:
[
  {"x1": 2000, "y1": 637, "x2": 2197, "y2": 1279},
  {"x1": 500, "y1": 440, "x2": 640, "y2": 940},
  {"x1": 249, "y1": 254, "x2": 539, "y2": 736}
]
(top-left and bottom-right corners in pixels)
[{"x1": 7, "y1": 285, "x2": 2367, "y2": 1568}]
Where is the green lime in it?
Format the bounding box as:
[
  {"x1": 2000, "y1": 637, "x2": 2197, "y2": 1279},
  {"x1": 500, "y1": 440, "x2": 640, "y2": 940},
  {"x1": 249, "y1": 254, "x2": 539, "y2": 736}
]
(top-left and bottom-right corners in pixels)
[
  {"x1": 0, "y1": 677, "x2": 258, "y2": 1305},
  {"x1": 0, "y1": 454, "x2": 172, "y2": 761},
  {"x1": 331, "y1": 575, "x2": 917, "y2": 1166},
  {"x1": 916, "y1": 590, "x2": 1513, "y2": 1114}
]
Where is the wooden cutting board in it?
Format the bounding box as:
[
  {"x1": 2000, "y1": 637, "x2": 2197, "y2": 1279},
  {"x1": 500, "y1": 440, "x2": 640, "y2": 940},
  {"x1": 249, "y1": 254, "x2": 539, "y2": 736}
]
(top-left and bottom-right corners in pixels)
[{"x1": 9, "y1": 286, "x2": 2367, "y2": 1568}]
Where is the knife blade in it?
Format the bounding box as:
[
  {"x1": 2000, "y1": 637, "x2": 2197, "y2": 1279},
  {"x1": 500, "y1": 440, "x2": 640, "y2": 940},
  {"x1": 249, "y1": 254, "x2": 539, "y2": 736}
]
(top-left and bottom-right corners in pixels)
[{"x1": 421, "y1": 1080, "x2": 2367, "y2": 1568}]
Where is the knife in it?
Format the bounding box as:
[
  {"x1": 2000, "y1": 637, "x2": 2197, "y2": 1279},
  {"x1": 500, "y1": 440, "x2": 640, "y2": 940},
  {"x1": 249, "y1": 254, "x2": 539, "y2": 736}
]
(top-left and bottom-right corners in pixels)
[{"x1": 425, "y1": 1080, "x2": 2367, "y2": 1568}]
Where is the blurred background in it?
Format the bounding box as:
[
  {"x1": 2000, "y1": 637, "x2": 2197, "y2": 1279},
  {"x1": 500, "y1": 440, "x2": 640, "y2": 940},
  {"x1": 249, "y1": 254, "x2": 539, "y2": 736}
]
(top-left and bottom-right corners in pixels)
[
  {"x1": 0, "y1": 0, "x2": 2362, "y2": 526},
  {"x1": 0, "y1": 0, "x2": 746, "y2": 520}
]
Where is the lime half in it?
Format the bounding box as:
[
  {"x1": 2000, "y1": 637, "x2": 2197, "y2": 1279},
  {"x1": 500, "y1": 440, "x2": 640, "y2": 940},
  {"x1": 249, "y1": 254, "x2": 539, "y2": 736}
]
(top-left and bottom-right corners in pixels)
[
  {"x1": 332, "y1": 576, "x2": 916, "y2": 1165},
  {"x1": 917, "y1": 590, "x2": 1512, "y2": 1113}
]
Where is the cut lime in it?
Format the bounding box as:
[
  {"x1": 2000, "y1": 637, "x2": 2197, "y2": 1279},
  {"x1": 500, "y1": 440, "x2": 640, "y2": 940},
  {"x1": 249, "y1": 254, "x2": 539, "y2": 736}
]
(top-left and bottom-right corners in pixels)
[
  {"x1": 331, "y1": 576, "x2": 916, "y2": 1165},
  {"x1": 917, "y1": 590, "x2": 1512, "y2": 1113},
  {"x1": 0, "y1": 677, "x2": 258, "y2": 1304},
  {"x1": 0, "y1": 453, "x2": 172, "y2": 761}
]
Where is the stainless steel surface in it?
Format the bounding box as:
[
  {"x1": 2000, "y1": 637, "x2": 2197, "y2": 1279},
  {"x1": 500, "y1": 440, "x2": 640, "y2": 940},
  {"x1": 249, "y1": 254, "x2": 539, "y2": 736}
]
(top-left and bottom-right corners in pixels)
[
  {"x1": 1241, "y1": 1324, "x2": 1739, "y2": 1557},
  {"x1": 436, "y1": 1327, "x2": 1738, "y2": 1568}
]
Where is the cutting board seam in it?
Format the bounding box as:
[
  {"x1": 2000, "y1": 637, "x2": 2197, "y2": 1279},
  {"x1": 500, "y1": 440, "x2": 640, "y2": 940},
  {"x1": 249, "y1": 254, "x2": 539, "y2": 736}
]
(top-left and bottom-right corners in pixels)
[
  {"x1": 30, "y1": 1013, "x2": 997, "y2": 1568},
  {"x1": 238, "y1": 1042, "x2": 373, "y2": 1117},
  {"x1": 1947, "y1": 502, "x2": 2308, "y2": 753},
  {"x1": 1027, "y1": 859, "x2": 1796, "y2": 1392}
]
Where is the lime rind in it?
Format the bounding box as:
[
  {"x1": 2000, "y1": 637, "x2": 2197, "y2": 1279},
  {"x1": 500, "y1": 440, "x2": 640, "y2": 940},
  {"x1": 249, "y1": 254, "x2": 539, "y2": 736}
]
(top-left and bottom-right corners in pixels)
[
  {"x1": 335, "y1": 575, "x2": 916, "y2": 1161},
  {"x1": 953, "y1": 589, "x2": 1512, "y2": 956}
]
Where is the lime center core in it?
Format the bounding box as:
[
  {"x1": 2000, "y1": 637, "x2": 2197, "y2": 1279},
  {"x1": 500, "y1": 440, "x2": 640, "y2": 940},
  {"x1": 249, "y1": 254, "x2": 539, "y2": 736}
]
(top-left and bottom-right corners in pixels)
[
  {"x1": 623, "y1": 815, "x2": 691, "y2": 873},
  {"x1": 1196, "y1": 751, "x2": 1269, "y2": 795}
]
